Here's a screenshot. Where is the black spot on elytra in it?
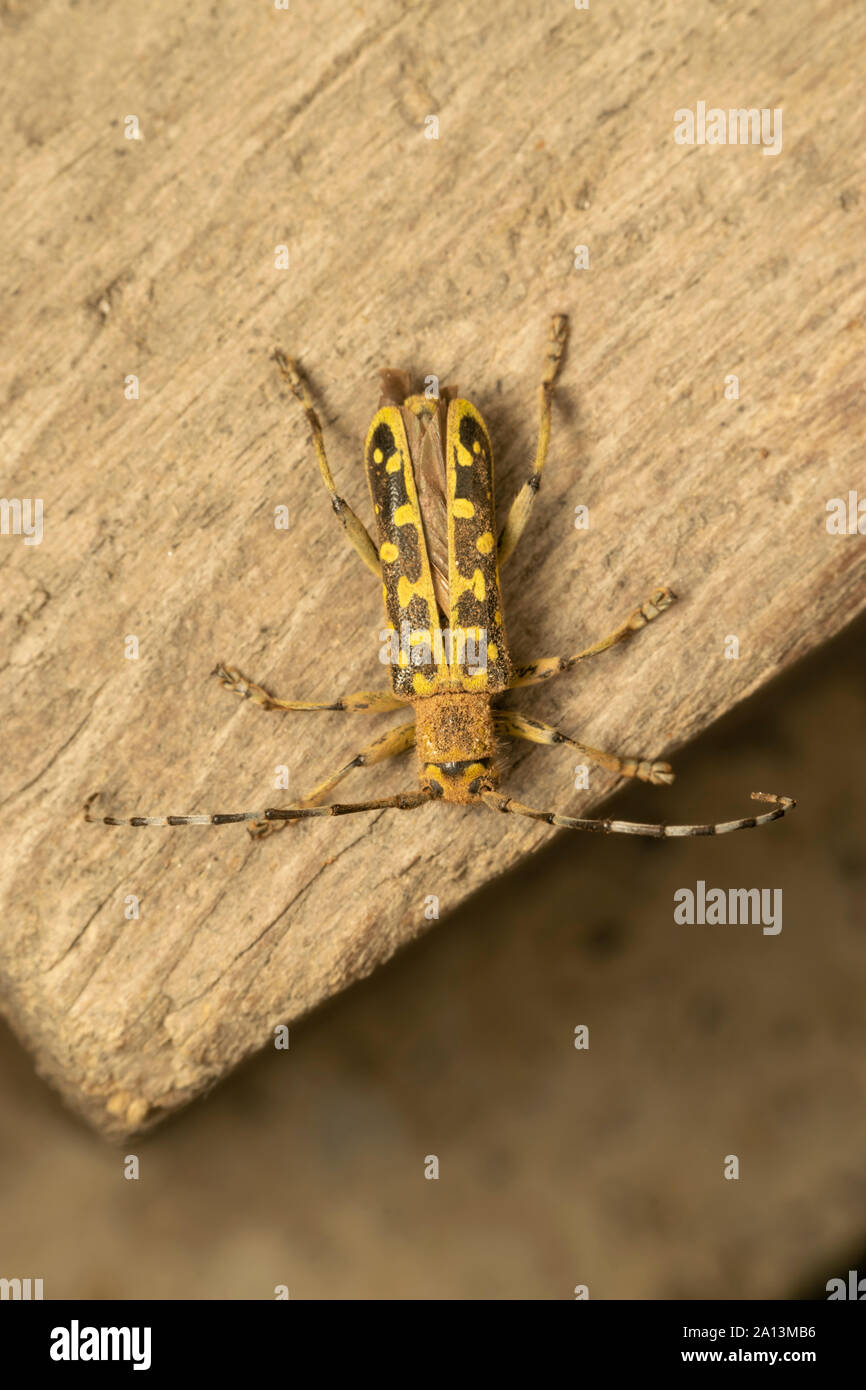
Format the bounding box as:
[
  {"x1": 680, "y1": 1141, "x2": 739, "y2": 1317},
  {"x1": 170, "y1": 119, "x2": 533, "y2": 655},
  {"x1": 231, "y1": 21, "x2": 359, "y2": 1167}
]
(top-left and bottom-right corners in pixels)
[
  {"x1": 458, "y1": 412, "x2": 487, "y2": 456},
  {"x1": 370, "y1": 420, "x2": 396, "y2": 459}
]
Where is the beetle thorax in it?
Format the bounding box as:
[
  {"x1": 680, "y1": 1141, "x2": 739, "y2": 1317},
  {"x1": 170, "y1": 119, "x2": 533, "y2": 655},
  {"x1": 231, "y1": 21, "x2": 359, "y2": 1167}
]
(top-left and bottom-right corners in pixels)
[{"x1": 413, "y1": 693, "x2": 499, "y2": 804}]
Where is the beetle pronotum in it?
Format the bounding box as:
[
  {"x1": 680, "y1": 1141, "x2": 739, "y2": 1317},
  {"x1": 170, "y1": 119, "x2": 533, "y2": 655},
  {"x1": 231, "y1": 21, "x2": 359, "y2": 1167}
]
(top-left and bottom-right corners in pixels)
[{"x1": 86, "y1": 315, "x2": 794, "y2": 838}]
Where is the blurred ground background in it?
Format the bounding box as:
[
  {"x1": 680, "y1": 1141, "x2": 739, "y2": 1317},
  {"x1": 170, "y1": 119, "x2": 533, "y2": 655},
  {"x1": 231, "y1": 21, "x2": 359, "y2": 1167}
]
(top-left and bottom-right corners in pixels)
[{"x1": 1, "y1": 610, "x2": 864, "y2": 1300}]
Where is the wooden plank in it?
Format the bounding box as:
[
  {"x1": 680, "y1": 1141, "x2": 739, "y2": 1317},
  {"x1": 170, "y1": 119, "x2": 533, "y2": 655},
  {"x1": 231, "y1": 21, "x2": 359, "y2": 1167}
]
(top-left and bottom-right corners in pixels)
[{"x1": 1, "y1": 0, "x2": 863, "y2": 1136}]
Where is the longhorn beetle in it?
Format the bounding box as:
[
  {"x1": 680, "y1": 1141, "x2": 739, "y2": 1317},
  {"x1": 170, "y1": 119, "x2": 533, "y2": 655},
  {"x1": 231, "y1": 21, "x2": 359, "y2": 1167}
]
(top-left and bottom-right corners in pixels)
[{"x1": 86, "y1": 315, "x2": 795, "y2": 838}]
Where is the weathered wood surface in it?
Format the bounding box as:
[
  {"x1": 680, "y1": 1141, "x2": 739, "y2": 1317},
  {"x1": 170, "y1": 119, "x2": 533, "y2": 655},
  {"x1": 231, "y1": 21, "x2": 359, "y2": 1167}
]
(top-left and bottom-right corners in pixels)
[{"x1": 1, "y1": 0, "x2": 863, "y2": 1137}]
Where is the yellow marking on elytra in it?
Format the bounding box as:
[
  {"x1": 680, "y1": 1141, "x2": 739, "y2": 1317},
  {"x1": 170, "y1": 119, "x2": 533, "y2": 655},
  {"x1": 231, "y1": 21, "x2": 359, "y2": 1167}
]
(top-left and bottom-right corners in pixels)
[
  {"x1": 476, "y1": 531, "x2": 494, "y2": 554},
  {"x1": 413, "y1": 672, "x2": 439, "y2": 695},
  {"x1": 404, "y1": 396, "x2": 439, "y2": 424},
  {"x1": 373, "y1": 448, "x2": 384, "y2": 463},
  {"x1": 395, "y1": 575, "x2": 444, "y2": 676},
  {"x1": 487, "y1": 642, "x2": 498, "y2": 662},
  {"x1": 394, "y1": 504, "x2": 415, "y2": 526},
  {"x1": 380, "y1": 542, "x2": 399, "y2": 564},
  {"x1": 386, "y1": 455, "x2": 402, "y2": 473},
  {"x1": 472, "y1": 440, "x2": 481, "y2": 453},
  {"x1": 452, "y1": 567, "x2": 486, "y2": 604},
  {"x1": 461, "y1": 670, "x2": 488, "y2": 692},
  {"x1": 453, "y1": 498, "x2": 475, "y2": 519}
]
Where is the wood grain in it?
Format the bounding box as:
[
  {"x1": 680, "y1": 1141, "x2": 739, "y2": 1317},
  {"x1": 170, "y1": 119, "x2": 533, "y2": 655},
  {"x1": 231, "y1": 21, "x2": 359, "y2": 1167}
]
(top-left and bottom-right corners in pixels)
[{"x1": 1, "y1": 0, "x2": 863, "y2": 1136}]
